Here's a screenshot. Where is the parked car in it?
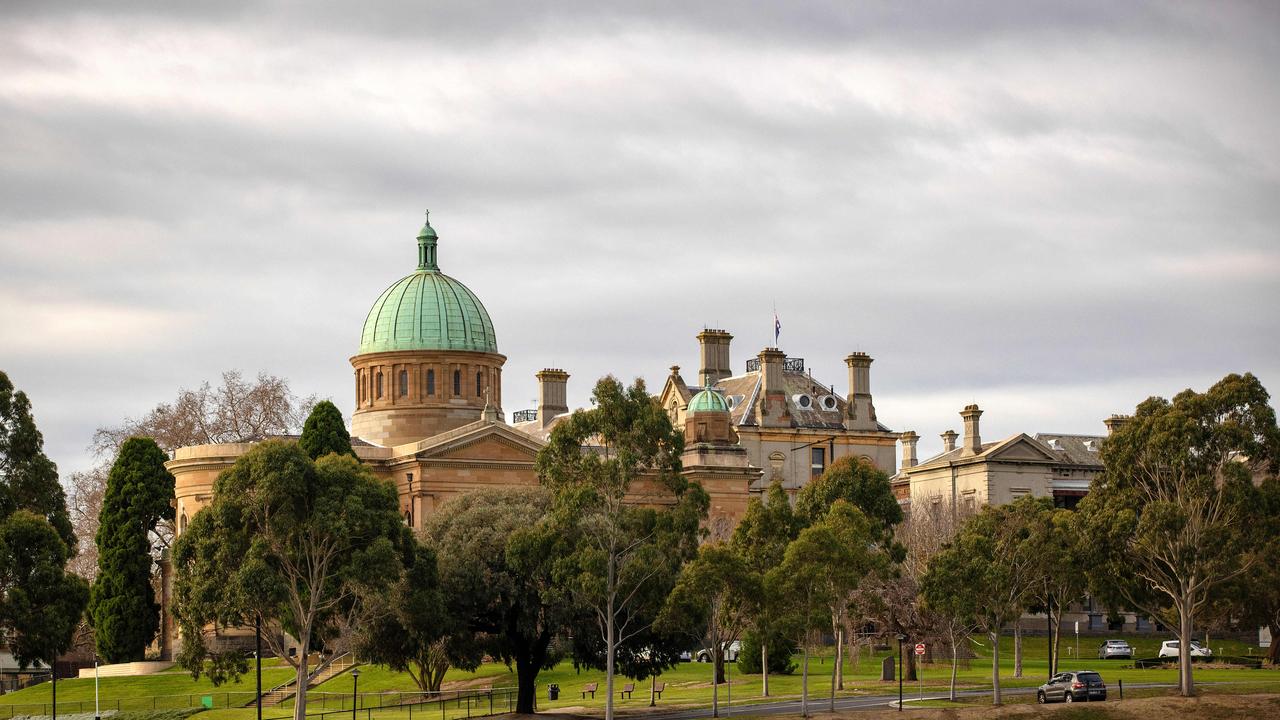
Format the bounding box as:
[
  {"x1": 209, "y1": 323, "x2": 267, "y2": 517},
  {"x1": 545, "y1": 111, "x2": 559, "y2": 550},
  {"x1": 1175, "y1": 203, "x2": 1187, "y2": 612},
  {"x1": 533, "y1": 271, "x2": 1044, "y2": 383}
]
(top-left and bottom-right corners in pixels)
[
  {"x1": 1158, "y1": 639, "x2": 1212, "y2": 658},
  {"x1": 1037, "y1": 671, "x2": 1107, "y2": 704},
  {"x1": 695, "y1": 640, "x2": 741, "y2": 662},
  {"x1": 1097, "y1": 639, "x2": 1133, "y2": 659}
]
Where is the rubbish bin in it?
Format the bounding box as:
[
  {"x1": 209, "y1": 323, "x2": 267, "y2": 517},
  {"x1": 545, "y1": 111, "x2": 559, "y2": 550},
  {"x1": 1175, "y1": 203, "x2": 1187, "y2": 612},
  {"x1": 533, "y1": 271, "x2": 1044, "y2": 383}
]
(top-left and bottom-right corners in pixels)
[{"x1": 548, "y1": 684, "x2": 560, "y2": 701}]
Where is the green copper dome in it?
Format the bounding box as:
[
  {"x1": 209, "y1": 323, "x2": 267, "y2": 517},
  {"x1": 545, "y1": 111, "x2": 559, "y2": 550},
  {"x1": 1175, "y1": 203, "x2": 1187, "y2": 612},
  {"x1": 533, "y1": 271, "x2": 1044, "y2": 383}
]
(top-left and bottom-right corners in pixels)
[
  {"x1": 687, "y1": 387, "x2": 730, "y2": 414},
  {"x1": 358, "y1": 213, "x2": 498, "y2": 355}
]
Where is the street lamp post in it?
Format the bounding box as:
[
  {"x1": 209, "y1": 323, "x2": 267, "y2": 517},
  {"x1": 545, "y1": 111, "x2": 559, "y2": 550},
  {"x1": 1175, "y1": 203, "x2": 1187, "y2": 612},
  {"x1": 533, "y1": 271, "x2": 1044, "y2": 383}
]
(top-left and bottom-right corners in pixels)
[
  {"x1": 351, "y1": 668, "x2": 360, "y2": 720},
  {"x1": 896, "y1": 634, "x2": 906, "y2": 712},
  {"x1": 94, "y1": 657, "x2": 100, "y2": 720}
]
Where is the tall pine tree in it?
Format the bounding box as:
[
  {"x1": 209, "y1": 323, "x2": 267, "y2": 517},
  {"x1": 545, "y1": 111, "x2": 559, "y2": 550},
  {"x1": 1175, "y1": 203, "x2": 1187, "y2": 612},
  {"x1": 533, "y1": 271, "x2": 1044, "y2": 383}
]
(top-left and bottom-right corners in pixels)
[
  {"x1": 0, "y1": 371, "x2": 89, "y2": 668},
  {"x1": 298, "y1": 400, "x2": 355, "y2": 460},
  {"x1": 89, "y1": 436, "x2": 175, "y2": 662}
]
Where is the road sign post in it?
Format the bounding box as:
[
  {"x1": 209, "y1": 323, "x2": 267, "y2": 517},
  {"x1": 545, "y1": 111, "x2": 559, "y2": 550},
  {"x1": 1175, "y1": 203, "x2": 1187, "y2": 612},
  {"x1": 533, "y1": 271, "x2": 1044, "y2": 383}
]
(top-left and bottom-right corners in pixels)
[{"x1": 914, "y1": 644, "x2": 925, "y2": 702}]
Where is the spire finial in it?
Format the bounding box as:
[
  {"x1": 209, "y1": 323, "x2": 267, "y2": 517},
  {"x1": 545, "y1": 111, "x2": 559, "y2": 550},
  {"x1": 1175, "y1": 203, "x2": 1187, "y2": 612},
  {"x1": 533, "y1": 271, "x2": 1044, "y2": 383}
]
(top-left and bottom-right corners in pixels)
[{"x1": 416, "y1": 210, "x2": 439, "y2": 271}]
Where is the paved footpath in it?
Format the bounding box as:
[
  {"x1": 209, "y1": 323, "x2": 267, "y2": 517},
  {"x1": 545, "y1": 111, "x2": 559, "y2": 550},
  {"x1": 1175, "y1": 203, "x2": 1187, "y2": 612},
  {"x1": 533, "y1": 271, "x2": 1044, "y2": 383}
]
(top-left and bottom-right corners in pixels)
[{"x1": 633, "y1": 682, "x2": 1185, "y2": 720}]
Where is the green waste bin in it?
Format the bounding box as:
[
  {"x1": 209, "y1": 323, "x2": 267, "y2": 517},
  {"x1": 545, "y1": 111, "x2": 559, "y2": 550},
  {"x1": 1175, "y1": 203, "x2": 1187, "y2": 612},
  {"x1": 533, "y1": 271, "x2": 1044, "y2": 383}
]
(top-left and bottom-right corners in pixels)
[{"x1": 201, "y1": 696, "x2": 214, "y2": 709}]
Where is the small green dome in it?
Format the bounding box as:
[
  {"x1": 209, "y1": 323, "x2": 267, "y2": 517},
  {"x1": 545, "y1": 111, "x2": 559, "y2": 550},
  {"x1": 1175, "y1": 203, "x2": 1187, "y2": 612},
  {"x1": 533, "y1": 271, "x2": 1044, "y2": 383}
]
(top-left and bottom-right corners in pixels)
[
  {"x1": 687, "y1": 387, "x2": 730, "y2": 414},
  {"x1": 358, "y1": 214, "x2": 498, "y2": 355}
]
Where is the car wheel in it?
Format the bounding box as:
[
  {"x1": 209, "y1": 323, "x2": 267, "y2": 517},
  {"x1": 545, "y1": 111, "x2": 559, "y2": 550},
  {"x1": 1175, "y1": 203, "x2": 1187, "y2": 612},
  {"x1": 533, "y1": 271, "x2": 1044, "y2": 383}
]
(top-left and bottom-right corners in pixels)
[
  {"x1": 1065, "y1": 692, "x2": 1074, "y2": 703},
  {"x1": 1037, "y1": 692, "x2": 1046, "y2": 704}
]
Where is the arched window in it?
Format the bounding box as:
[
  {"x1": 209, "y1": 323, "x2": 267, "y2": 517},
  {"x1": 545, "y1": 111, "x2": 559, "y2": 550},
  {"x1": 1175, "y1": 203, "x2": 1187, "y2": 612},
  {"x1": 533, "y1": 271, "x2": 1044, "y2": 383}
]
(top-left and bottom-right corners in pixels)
[
  {"x1": 476, "y1": 371, "x2": 483, "y2": 398},
  {"x1": 426, "y1": 369, "x2": 435, "y2": 396},
  {"x1": 180, "y1": 513, "x2": 188, "y2": 534},
  {"x1": 376, "y1": 372, "x2": 383, "y2": 398},
  {"x1": 399, "y1": 370, "x2": 408, "y2": 397},
  {"x1": 453, "y1": 369, "x2": 461, "y2": 396}
]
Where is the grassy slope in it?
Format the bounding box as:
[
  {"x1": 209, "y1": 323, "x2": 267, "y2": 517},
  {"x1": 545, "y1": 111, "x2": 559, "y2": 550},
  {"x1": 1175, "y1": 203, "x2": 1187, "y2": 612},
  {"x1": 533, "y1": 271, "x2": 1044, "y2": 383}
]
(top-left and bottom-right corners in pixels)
[{"x1": 5, "y1": 634, "x2": 1275, "y2": 720}]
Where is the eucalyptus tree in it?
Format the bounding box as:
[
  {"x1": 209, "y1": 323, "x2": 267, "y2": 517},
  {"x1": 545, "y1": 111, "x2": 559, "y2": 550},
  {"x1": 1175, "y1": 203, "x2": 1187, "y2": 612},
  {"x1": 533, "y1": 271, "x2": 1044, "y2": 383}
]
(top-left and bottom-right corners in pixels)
[{"x1": 1078, "y1": 373, "x2": 1279, "y2": 696}]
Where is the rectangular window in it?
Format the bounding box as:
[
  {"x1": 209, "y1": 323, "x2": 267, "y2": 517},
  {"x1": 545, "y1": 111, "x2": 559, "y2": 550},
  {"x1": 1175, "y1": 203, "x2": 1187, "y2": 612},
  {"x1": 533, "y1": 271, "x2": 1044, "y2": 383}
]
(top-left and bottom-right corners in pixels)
[
  {"x1": 426, "y1": 369, "x2": 435, "y2": 396},
  {"x1": 453, "y1": 369, "x2": 461, "y2": 396},
  {"x1": 811, "y1": 447, "x2": 825, "y2": 478}
]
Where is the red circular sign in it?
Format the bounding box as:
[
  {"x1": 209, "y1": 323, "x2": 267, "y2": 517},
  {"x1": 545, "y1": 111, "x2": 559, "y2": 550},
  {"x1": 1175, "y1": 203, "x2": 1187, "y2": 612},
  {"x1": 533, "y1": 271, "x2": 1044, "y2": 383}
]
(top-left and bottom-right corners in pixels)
[{"x1": 914, "y1": 643, "x2": 926, "y2": 655}]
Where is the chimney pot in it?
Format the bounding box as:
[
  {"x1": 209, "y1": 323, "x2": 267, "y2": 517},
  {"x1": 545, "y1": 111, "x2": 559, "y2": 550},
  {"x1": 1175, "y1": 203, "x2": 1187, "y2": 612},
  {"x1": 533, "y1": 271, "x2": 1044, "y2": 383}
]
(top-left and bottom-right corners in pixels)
[{"x1": 941, "y1": 429, "x2": 959, "y2": 453}]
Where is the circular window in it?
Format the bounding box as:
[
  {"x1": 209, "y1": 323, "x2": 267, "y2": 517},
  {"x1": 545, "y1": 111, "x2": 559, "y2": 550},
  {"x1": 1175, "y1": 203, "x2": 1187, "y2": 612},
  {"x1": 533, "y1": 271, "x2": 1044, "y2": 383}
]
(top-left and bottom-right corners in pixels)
[
  {"x1": 795, "y1": 394, "x2": 812, "y2": 409},
  {"x1": 821, "y1": 395, "x2": 838, "y2": 411}
]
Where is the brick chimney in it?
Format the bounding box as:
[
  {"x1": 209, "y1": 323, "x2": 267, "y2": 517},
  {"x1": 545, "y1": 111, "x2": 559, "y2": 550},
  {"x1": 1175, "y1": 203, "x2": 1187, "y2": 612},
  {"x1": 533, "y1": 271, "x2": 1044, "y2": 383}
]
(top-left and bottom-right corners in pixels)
[
  {"x1": 843, "y1": 352, "x2": 877, "y2": 431},
  {"x1": 754, "y1": 348, "x2": 791, "y2": 428},
  {"x1": 960, "y1": 404, "x2": 983, "y2": 456},
  {"x1": 941, "y1": 429, "x2": 958, "y2": 453},
  {"x1": 697, "y1": 329, "x2": 733, "y2": 387},
  {"x1": 536, "y1": 369, "x2": 569, "y2": 428},
  {"x1": 1103, "y1": 414, "x2": 1131, "y2": 436},
  {"x1": 899, "y1": 430, "x2": 919, "y2": 469}
]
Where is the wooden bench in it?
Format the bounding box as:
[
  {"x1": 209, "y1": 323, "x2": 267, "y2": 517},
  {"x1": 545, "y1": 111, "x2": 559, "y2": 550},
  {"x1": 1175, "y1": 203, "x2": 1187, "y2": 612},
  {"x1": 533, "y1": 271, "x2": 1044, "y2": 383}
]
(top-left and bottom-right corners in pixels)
[
  {"x1": 619, "y1": 682, "x2": 634, "y2": 699},
  {"x1": 653, "y1": 681, "x2": 666, "y2": 700},
  {"x1": 581, "y1": 682, "x2": 597, "y2": 699}
]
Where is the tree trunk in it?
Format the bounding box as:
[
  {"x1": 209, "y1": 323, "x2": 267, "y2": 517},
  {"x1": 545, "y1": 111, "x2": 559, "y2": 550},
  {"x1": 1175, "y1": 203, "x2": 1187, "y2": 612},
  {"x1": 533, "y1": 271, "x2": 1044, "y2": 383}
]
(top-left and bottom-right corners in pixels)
[
  {"x1": 761, "y1": 641, "x2": 769, "y2": 697},
  {"x1": 828, "y1": 637, "x2": 837, "y2": 713},
  {"x1": 801, "y1": 637, "x2": 809, "y2": 719},
  {"x1": 605, "y1": 555, "x2": 616, "y2": 720},
  {"x1": 834, "y1": 625, "x2": 844, "y2": 690},
  {"x1": 989, "y1": 630, "x2": 1001, "y2": 706},
  {"x1": 715, "y1": 647, "x2": 726, "y2": 685},
  {"x1": 293, "y1": 646, "x2": 309, "y2": 720},
  {"x1": 515, "y1": 654, "x2": 539, "y2": 714},
  {"x1": 1178, "y1": 604, "x2": 1195, "y2": 697},
  {"x1": 712, "y1": 646, "x2": 720, "y2": 718},
  {"x1": 949, "y1": 637, "x2": 958, "y2": 702},
  {"x1": 1013, "y1": 621, "x2": 1023, "y2": 678},
  {"x1": 649, "y1": 674, "x2": 656, "y2": 707},
  {"x1": 905, "y1": 645, "x2": 917, "y2": 681}
]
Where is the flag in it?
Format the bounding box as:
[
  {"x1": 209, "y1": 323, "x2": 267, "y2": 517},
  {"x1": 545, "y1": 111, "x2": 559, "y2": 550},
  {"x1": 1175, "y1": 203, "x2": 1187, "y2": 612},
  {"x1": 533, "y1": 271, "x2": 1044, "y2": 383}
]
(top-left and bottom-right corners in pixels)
[{"x1": 774, "y1": 312, "x2": 781, "y2": 346}]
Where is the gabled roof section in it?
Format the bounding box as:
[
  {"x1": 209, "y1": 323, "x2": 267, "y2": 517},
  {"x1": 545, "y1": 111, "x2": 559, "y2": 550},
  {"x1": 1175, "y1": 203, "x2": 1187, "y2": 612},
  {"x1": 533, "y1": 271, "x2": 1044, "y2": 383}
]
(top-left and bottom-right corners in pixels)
[
  {"x1": 1034, "y1": 433, "x2": 1106, "y2": 468},
  {"x1": 392, "y1": 418, "x2": 545, "y2": 460},
  {"x1": 910, "y1": 433, "x2": 1058, "y2": 472}
]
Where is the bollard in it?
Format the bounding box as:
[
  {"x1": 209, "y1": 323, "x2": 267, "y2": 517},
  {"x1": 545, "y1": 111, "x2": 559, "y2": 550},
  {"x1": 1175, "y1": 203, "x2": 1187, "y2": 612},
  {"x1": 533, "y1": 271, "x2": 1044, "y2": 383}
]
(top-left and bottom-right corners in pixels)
[{"x1": 1119, "y1": 679, "x2": 1123, "y2": 700}]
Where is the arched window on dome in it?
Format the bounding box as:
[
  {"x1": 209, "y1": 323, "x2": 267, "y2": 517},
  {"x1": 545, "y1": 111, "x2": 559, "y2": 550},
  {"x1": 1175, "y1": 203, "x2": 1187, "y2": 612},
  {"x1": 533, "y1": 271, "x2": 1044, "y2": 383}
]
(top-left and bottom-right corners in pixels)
[
  {"x1": 453, "y1": 369, "x2": 461, "y2": 396},
  {"x1": 399, "y1": 370, "x2": 408, "y2": 397},
  {"x1": 426, "y1": 369, "x2": 435, "y2": 396},
  {"x1": 476, "y1": 371, "x2": 483, "y2": 398},
  {"x1": 376, "y1": 372, "x2": 384, "y2": 399}
]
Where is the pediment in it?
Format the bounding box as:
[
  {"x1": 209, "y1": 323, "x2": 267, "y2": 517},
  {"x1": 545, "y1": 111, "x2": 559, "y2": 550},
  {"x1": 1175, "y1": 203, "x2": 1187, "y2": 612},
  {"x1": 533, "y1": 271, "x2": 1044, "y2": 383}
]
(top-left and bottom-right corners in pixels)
[
  {"x1": 403, "y1": 421, "x2": 545, "y2": 463},
  {"x1": 986, "y1": 434, "x2": 1058, "y2": 463},
  {"x1": 658, "y1": 375, "x2": 692, "y2": 409}
]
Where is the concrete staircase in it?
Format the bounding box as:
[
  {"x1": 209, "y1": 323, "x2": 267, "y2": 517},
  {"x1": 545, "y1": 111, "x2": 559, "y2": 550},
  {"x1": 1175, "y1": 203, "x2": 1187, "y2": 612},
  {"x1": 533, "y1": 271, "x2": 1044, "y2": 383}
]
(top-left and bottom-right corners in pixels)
[{"x1": 246, "y1": 653, "x2": 356, "y2": 708}]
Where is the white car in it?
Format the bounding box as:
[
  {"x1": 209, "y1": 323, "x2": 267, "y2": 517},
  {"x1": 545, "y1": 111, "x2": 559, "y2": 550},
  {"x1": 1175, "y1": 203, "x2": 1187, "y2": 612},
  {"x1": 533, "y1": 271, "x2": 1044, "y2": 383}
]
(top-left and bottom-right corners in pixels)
[
  {"x1": 1158, "y1": 639, "x2": 1212, "y2": 658},
  {"x1": 695, "y1": 640, "x2": 741, "y2": 662}
]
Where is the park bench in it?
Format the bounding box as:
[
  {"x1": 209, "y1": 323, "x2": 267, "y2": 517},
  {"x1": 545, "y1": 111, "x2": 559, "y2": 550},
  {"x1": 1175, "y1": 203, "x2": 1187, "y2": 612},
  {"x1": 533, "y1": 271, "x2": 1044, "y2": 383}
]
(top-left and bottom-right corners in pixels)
[
  {"x1": 581, "y1": 682, "x2": 597, "y2": 699},
  {"x1": 653, "y1": 682, "x2": 666, "y2": 700},
  {"x1": 619, "y1": 682, "x2": 634, "y2": 699}
]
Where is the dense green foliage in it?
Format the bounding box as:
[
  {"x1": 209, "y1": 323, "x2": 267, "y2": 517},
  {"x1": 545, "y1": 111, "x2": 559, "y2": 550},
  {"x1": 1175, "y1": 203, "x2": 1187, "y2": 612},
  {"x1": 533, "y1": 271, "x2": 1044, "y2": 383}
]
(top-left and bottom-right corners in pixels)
[
  {"x1": 354, "y1": 543, "x2": 448, "y2": 691},
  {"x1": 920, "y1": 497, "x2": 1046, "y2": 705},
  {"x1": 662, "y1": 543, "x2": 756, "y2": 699},
  {"x1": 793, "y1": 455, "x2": 904, "y2": 560},
  {"x1": 422, "y1": 487, "x2": 569, "y2": 714},
  {"x1": 0, "y1": 371, "x2": 88, "y2": 669},
  {"x1": 89, "y1": 436, "x2": 175, "y2": 662},
  {"x1": 1077, "y1": 372, "x2": 1279, "y2": 696},
  {"x1": 297, "y1": 400, "x2": 355, "y2": 460},
  {"x1": 171, "y1": 440, "x2": 410, "y2": 720},
  {"x1": 737, "y1": 630, "x2": 796, "y2": 675},
  {"x1": 730, "y1": 479, "x2": 800, "y2": 695},
  {"x1": 537, "y1": 376, "x2": 707, "y2": 720}
]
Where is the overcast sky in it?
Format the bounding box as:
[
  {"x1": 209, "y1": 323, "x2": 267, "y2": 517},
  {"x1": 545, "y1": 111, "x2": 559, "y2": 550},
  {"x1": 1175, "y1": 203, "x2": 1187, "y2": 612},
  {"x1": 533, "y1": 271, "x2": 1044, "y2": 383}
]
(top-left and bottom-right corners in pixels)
[{"x1": 3, "y1": 1, "x2": 1278, "y2": 480}]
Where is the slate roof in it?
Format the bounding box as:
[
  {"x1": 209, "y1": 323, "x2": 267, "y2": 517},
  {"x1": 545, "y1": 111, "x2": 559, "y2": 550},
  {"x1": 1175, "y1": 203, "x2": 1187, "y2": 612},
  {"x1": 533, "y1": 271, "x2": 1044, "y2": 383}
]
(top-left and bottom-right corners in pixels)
[
  {"x1": 713, "y1": 371, "x2": 892, "y2": 432},
  {"x1": 1034, "y1": 433, "x2": 1106, "y2": 468}
]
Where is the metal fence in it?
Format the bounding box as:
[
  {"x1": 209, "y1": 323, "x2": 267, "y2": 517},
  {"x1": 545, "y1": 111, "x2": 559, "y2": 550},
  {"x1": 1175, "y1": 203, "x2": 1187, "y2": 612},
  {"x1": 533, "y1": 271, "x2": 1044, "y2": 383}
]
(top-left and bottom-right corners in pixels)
[
  {"x1": 0, "y1": 692, "x2": 261, "y2": 718},
  {"x1": 270, "y1": 687, "x2": 520, "y2": 720},
  {"x1": 0, "y1": 687, "x2": 519, "y2": 720}
]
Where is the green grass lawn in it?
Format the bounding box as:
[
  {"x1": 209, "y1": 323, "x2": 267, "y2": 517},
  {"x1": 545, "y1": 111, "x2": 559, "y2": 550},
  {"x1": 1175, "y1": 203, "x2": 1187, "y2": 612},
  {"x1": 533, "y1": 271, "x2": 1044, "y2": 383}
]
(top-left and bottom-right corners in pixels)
[{"x1": 4, "y1": 632, "x2": 1275, "y2": 720}]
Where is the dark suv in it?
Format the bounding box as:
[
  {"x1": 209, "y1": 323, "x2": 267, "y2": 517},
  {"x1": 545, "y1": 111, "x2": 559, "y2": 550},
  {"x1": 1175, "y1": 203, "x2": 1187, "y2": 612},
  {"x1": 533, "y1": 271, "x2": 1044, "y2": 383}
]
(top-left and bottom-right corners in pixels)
[{"x1": 1037, "y1": 671, "x2": 1107, "y2": 703}]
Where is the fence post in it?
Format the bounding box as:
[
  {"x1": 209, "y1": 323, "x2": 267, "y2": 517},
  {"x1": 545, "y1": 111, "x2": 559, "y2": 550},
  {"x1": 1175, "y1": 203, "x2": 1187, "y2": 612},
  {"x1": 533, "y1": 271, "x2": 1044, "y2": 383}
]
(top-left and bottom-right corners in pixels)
[
  {"x1": 466, "y1": 694, "x2": 470, "y2": 718},
  {"x1": 1119, "y1": 679, "x2": 1124, "y2": 700}
]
